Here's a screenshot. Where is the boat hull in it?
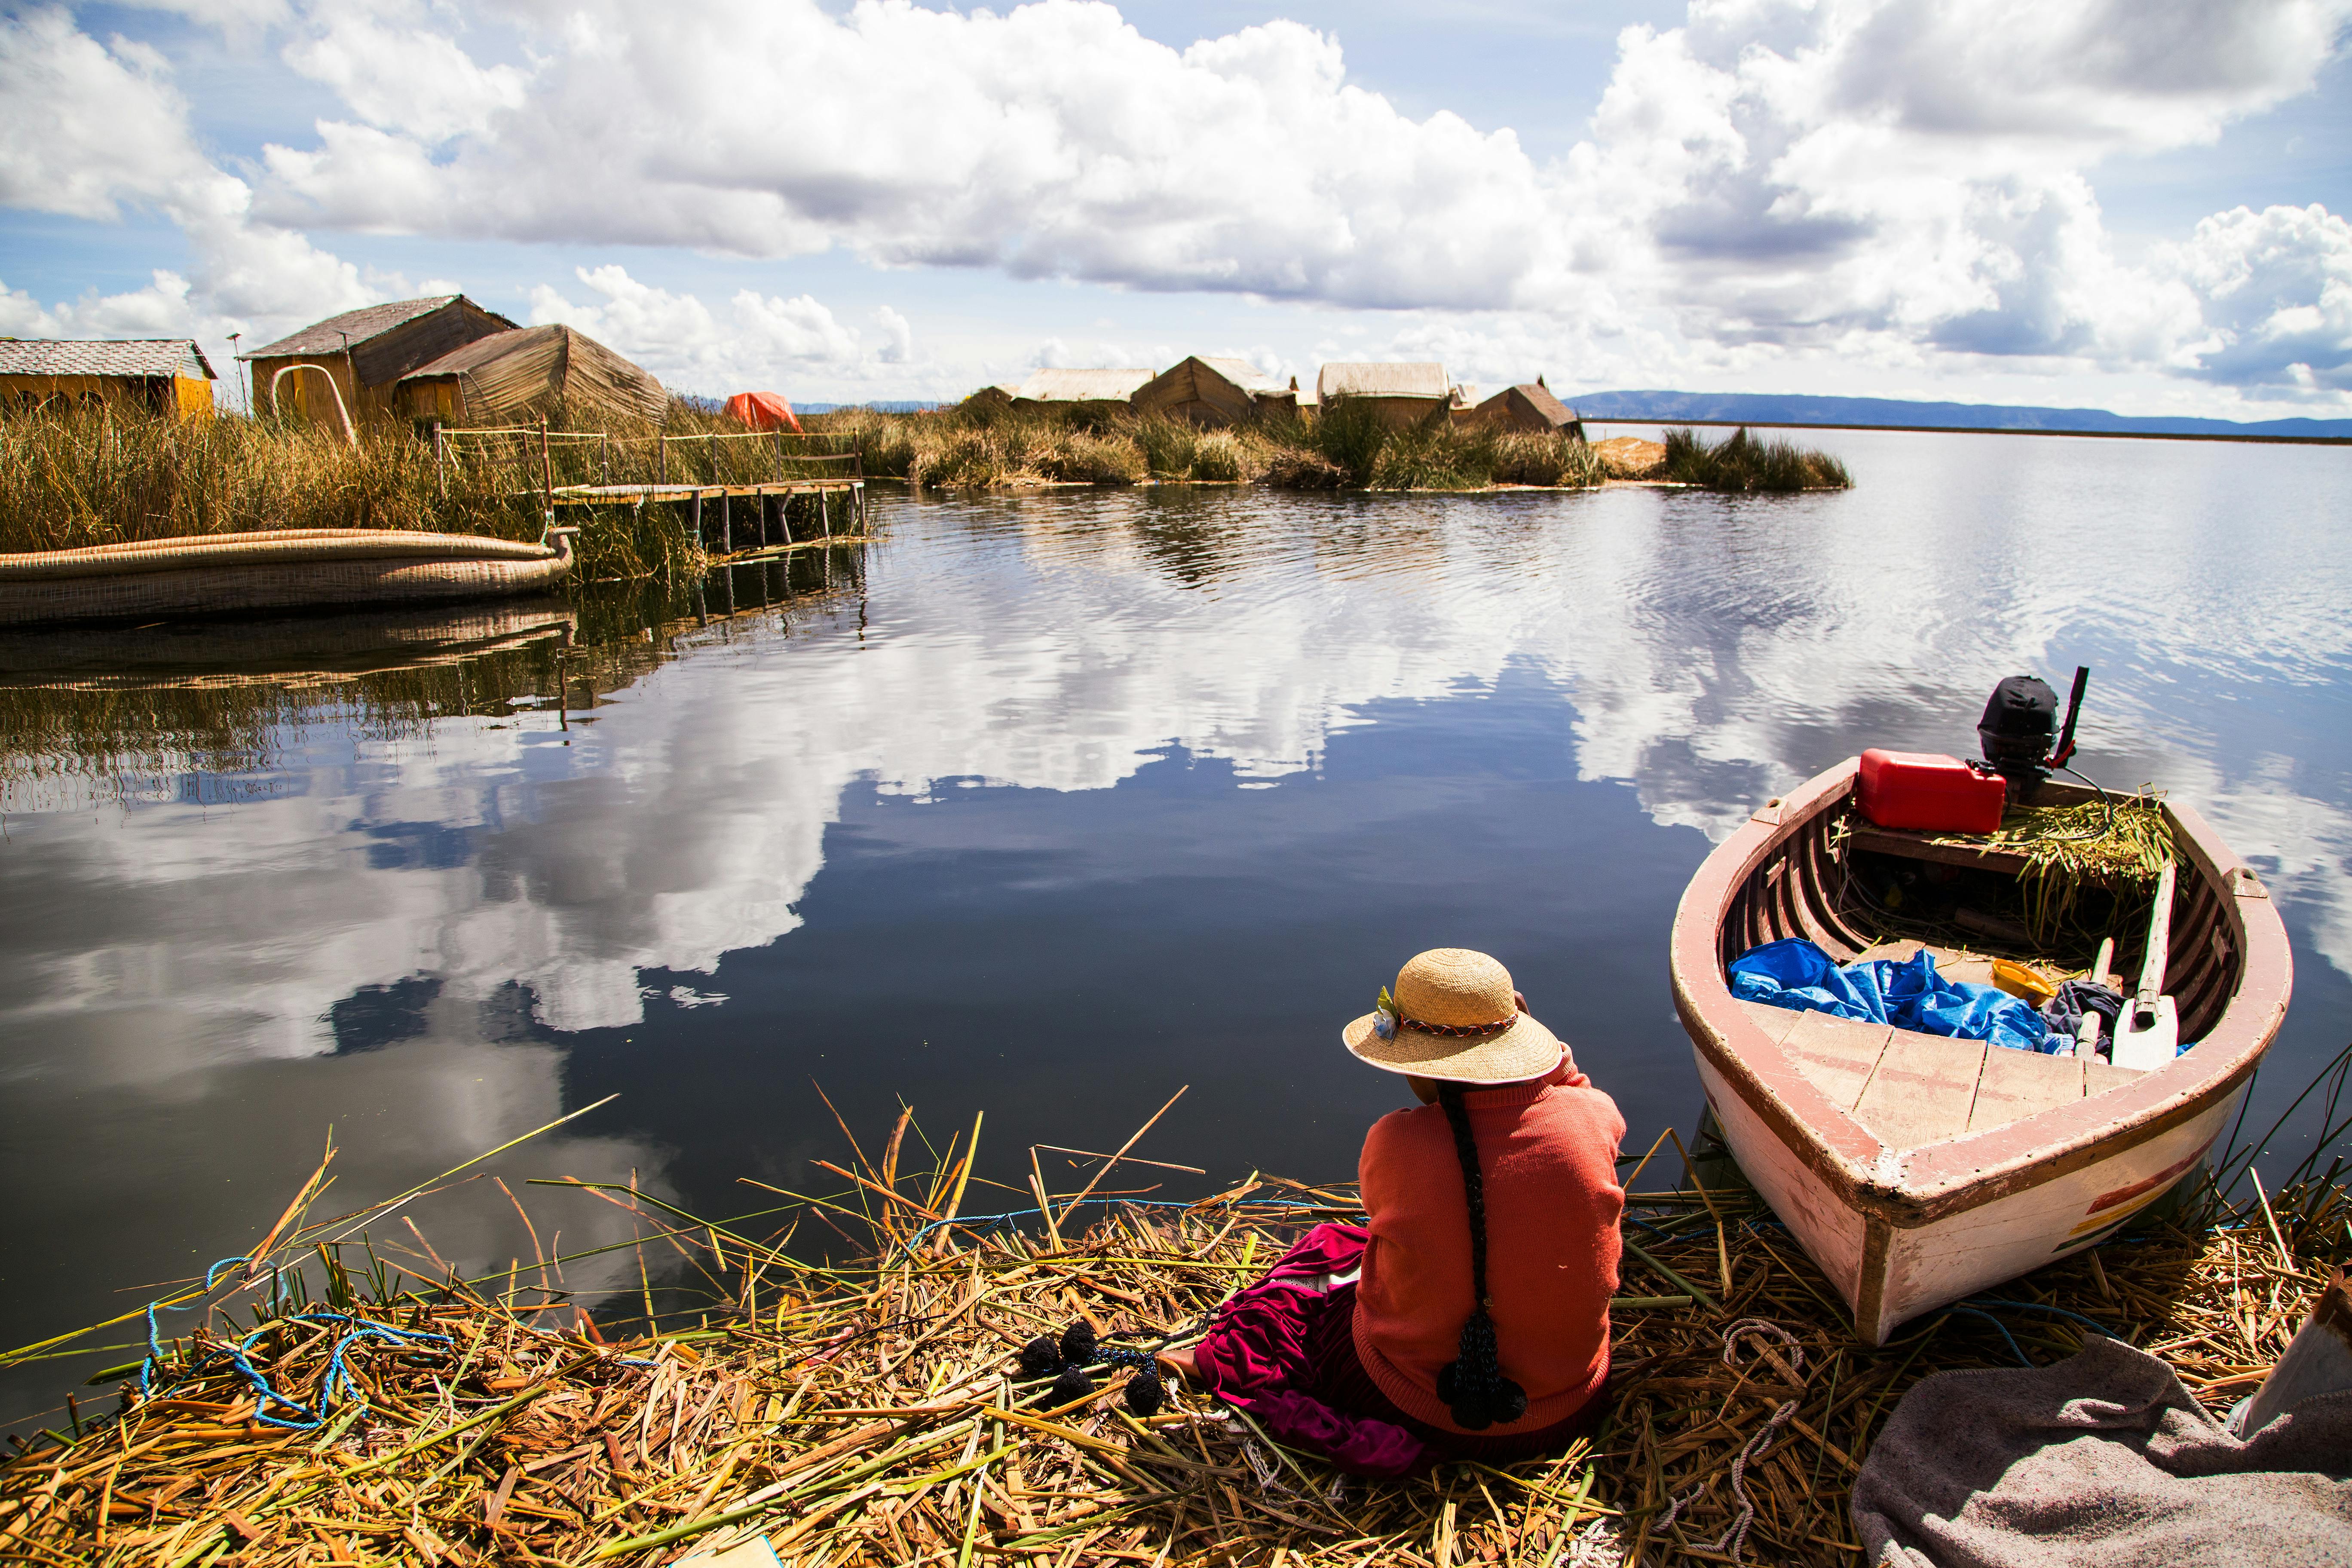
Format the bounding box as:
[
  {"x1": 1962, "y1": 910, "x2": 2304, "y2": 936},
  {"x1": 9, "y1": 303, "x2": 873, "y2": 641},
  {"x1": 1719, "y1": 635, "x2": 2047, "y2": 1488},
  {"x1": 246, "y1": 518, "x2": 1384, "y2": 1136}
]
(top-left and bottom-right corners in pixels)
[
  {"x1": 1691, "y1": 1047, "x2": 2245, "y2": 1342},
  {"x1": 1670, "y1": 757, "x2": 2292, "y2": 1343},
  {"x1": 0, "y1": 530, "x2": 572, "y2": 628}
]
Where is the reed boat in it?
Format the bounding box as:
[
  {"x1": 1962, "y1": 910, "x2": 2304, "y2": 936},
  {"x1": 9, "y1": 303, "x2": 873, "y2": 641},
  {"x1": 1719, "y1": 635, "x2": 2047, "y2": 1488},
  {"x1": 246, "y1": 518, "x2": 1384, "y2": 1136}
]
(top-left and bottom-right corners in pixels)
[
  {"x1": 1669, "y1": 756, "x2": 2293, "y2": 1344},
  {"x1": 0, "y1": 527, "x2": 573, "y2": 628},
  {"x1": 0, "y1": 600, "x2": 576, "y2": 689}
]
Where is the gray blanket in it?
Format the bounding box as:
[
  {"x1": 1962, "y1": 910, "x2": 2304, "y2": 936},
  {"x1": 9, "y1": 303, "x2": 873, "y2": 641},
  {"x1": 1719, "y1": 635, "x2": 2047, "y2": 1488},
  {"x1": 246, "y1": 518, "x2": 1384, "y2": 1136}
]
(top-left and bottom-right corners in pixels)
[{"x1": 1853, "y1": 1334, "x2": 2352, "y2": 1567}]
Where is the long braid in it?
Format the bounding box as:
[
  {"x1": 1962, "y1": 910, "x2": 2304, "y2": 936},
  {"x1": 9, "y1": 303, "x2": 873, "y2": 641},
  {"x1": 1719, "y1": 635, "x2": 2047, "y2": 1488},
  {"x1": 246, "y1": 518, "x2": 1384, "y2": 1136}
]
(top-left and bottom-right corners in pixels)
[{"x1": 1433, "y1": 1083, "x2": 1527, "y2": 1430}]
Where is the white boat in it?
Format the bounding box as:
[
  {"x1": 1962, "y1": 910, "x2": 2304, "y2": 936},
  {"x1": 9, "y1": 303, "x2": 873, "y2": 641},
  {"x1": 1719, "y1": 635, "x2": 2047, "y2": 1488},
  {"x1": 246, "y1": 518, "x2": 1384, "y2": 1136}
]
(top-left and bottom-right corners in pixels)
[{"x1": 1669, "y1": 757, "x2": 2293, "y2": 1343}]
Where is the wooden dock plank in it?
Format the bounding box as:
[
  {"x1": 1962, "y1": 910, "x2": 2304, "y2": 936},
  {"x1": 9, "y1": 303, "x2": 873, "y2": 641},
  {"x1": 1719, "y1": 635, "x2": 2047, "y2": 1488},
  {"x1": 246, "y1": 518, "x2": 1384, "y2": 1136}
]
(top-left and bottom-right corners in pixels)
[
  {"x1": 1850, "y1": 1031, "x2": 1988, "y2": 1151},
  {"x1": 713, "y1": 535, "x2": 874, "y2": 564},
  {"x1": 1777, "y1": 1010, "x2": 1893, "y2": 1113},
  {"x1": 551, "y1": 480, "x2": 864, "y2": 505},
  {"x1": 1967, "y1": 1044, "x2": 2087, "y2": 1134}
]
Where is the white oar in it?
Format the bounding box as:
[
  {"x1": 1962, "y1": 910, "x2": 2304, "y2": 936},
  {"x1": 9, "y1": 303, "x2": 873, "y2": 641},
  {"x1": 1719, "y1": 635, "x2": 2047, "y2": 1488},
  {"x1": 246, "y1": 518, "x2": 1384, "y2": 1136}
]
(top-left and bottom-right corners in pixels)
[{"x1": 2111, "y1": 861, "x2": 2180, "y2": 1070}]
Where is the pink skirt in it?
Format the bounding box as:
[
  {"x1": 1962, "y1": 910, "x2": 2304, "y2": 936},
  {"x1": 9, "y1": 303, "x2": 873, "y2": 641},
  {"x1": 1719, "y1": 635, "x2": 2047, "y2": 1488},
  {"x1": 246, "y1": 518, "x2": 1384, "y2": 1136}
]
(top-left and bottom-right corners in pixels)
[{"x1": 1191, "y1": 1223, "x2": 1606, "y2": 1478}]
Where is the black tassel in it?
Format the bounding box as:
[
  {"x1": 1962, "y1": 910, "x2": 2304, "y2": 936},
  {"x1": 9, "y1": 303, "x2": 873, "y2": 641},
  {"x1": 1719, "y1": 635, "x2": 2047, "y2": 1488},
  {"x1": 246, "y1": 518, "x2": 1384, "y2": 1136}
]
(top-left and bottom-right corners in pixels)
[
  {"x1": 1048, "y1": 1366, "x2": 1096, "y2": 1405},
  {"x1": 1057, "y1": 1319, "x2": 1098, "y2": 1366},
  {"x1": 1017, "y1": 1335, "x2": 1061, "y2": 1378},
  {"x1": 1122, "y1": 1372, "x2": 1164, "y2": 1417},
  {"x1": 1437, "y1": 1308, "x2": 1526, "y2": 1430}
]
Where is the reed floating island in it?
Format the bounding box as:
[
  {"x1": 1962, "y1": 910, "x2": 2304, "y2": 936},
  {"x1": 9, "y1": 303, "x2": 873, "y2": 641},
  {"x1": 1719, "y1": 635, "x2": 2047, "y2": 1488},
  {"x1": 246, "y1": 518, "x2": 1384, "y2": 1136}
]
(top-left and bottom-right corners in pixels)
[
  {"x1": 813, "y1": 405, "x2": 1851, "y2": 495},
  {"x1": 4, "y1": 1078, "x2": 2343, "y2": 1568},
  {"x1": 0, "y1": 401, "x2": 874, "y2": 606}
]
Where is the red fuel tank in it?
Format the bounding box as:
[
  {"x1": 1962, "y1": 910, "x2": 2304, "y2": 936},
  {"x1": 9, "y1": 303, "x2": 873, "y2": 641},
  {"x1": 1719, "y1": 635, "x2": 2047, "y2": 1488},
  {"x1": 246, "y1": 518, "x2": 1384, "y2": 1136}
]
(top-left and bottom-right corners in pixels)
[{"x1": 1856, "y1": 748, "x2": 2008, "y2": 834}]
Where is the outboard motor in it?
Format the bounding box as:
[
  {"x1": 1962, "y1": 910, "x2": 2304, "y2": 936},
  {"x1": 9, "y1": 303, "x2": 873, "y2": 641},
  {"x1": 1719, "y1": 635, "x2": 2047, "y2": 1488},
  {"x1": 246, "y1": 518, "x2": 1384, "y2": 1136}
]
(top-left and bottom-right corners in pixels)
[{"x1": 1977, "y1": 666, "x2": 2089, "y2": 797}]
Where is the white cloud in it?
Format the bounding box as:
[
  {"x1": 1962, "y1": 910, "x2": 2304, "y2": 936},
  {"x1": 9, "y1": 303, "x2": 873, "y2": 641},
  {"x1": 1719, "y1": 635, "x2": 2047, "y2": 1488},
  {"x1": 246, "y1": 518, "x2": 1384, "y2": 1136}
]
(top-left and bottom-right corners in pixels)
[
  {"x1": 526, "y1": 264, "x2": 929, "y2": 393},
  {"x1": 0, "y1": 7, "x2": 209, "y2": 219},
  {"x1": 279, "y1": 3, "x2": 531, "y2": 144},
  {"x1": 2166, "y1": 202, "x2": 2352, "y2": 390},
  {"x1": 0, "y1": 268, "x2": 194, "y2": 337},
  {"x1": 3, "y1": 0, "x2": 2348, "y2": 403}
]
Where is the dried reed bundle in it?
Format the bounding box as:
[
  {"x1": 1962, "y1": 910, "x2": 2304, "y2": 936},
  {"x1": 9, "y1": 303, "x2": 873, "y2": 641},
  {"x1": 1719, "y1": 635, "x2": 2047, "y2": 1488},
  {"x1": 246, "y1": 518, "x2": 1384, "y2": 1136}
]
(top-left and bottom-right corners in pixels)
[
  {"x1": 4, "y1": 1096, "x2": 2344, "y2": 1568},
  {"x1": 1928, "y1": 793, "x2": 2177, "y2": 950}
]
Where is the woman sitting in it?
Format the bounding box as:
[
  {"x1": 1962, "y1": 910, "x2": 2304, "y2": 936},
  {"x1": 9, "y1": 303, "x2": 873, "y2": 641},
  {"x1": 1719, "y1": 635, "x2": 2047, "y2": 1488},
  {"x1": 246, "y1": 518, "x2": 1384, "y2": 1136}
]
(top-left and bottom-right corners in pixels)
[{"x1": 1165, "y1": 948, "x2": 1625, "y2": 1477}]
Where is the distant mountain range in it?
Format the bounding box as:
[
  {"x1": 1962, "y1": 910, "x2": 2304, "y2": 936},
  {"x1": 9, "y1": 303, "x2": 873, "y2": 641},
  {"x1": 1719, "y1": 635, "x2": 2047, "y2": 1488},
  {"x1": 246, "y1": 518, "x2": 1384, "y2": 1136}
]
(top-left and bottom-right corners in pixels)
[{"x1": 1570, "y1": 390, "x2": 2351, "y2": 440}]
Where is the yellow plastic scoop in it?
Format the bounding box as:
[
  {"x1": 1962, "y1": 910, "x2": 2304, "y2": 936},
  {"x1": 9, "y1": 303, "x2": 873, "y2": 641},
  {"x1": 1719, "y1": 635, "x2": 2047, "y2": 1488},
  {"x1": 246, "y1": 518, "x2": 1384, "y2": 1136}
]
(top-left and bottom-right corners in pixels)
[{"x1": 1991, "y1": 959, "x2": 2057, "y2": 1005}]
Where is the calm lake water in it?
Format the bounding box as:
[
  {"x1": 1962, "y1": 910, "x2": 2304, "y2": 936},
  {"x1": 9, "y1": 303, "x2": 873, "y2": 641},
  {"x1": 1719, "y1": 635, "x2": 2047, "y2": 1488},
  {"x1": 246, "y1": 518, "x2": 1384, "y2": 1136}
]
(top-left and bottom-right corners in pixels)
[{"x1": 3, "y1": 426, "x2": 2349, "y2": 1427}]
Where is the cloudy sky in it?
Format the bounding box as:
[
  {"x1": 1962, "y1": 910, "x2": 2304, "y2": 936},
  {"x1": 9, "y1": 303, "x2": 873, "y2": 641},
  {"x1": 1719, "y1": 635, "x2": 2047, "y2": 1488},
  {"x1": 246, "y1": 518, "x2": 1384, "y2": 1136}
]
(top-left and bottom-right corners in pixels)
[{"x1": 1, "y1": 0, "x2": 2347, "y2": 414}]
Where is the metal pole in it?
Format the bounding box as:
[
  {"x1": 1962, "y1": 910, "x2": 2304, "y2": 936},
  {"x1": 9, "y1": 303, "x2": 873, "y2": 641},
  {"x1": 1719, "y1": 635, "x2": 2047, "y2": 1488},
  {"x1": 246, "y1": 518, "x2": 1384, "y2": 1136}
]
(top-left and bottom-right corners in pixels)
[
  {"x1": 434, "y1": 421, "x2": 445, "y2": 501},
  {"x1": 539, "y1": 414, "x2": 554, "y2": 506},
  {"x1": 722, "y1": 490, "x2": 733, "y2": 555},
  {"x1": 820, "y1": 489, "x2": 830, "y2": 539},
  {"x1": 658, "y1": 435, "x2": 668, "y2": 484}
]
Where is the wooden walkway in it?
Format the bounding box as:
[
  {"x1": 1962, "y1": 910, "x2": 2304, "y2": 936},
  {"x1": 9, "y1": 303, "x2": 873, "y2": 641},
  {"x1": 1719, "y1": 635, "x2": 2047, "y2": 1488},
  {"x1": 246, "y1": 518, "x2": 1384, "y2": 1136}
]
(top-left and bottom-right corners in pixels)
[
  {"x1": 549, "y1": 481, "x2": 864, "y2": 502},
  {"x1": 549, "y1": 478, "x2": 868, "y2": 556}
]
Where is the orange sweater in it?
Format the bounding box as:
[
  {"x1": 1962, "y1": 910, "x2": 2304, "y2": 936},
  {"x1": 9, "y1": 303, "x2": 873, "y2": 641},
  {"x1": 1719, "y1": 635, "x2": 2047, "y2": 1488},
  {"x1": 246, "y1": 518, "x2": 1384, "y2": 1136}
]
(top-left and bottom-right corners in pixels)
[{"x1": 1351, "y1": 1068, "x2": 1626, "y2": 1435}]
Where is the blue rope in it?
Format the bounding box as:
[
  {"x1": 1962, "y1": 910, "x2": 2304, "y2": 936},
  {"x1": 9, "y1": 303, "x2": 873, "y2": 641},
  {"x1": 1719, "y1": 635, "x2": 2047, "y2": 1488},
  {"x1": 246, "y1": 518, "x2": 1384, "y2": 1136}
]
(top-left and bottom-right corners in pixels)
[
  {"x1": 1965, "y1": 1297, "x2": 2119, "y2": 1337},
  {"x1": 1941, "y1": 1307, "x2": 2031, "y2": 1367},
  {"x1": 139, "y1": 1256, "x2": 258, "y2": 1396},
  {"x1": 237, "y1": 1313, "x2": 454, "y2": 1429},
  {"x1": 136, "y1": 1254, "x2": 453, "y2": 1430}
]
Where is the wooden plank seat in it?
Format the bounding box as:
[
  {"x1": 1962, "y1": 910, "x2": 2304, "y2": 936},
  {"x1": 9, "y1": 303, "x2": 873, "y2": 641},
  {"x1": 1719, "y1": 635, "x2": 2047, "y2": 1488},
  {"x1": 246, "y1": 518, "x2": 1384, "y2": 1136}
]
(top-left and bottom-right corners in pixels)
[{"x1": 1736, "y1": 974, "x2": 2142, "y2": 1155}]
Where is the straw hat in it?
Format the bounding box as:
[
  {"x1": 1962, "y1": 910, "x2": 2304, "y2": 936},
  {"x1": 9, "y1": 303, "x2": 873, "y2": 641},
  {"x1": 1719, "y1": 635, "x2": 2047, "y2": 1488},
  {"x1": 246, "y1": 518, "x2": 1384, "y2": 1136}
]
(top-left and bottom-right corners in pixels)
[{"x1": 1343, "y1": 948, "x2": 1566, "y2": 1084}]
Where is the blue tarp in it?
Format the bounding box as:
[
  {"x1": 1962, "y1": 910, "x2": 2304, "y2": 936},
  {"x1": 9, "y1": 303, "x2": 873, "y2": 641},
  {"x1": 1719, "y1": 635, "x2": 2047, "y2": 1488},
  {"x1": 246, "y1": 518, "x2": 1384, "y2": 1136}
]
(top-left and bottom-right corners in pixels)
[{"x1": 1727, "y1": 938, "x2": 2062, "y2": 1054}]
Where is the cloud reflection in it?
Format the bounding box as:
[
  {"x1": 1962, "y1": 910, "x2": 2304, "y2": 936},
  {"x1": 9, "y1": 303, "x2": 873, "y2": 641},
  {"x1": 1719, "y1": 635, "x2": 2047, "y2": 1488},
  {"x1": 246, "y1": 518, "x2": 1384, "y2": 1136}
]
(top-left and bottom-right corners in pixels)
[{"x1": 2, "y1": 431, "x2": 2348, "y2": 1424}]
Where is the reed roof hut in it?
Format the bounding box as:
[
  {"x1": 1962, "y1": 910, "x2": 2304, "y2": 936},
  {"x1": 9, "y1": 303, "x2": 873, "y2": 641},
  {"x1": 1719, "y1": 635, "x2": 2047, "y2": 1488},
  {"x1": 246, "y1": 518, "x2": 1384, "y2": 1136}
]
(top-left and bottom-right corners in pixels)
[
  {"x1": 1131, "y1": 356, "x2": 1293, "y2": 426},
  {"x1": 1009, "y1": 368, "x2": 1152, "y2": 416},
  {"x1": 1316, "y1": 361, "x2": 1450, "y2": 429},
  {"x1": 961, "y1": 382, "x2": 1023, "y2": 415},
  {"x1": 395, "y1": 324, "x2": 666, "y2": 426},
  {"x1": 240, "y1": 296, "x2": 516, "y2": 426},
  {"x1": 0, "y1": 338, "x2": 215, "y2": 419},
  {"x1": 1470, "y1": 379, "x2": 1585, "y2": 438}
]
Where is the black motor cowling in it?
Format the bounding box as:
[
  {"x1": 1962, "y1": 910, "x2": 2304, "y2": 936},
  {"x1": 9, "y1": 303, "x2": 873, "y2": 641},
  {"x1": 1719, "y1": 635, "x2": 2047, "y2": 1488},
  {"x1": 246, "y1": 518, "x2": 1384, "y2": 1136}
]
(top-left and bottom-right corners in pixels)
[
  {"x1": 1978, "y1": 675, "x2": 2057, "y2": 786},
  {"x1": 1977, "y1": 667, "x2": 2089, "y2": 795}
]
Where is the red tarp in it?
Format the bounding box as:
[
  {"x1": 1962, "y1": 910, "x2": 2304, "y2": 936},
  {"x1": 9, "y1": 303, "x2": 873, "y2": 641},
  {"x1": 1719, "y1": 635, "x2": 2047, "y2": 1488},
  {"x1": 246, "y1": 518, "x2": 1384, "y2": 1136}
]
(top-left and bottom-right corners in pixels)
[{"x1": 723, "y1": 391, "x2": 801, "y2": 432}]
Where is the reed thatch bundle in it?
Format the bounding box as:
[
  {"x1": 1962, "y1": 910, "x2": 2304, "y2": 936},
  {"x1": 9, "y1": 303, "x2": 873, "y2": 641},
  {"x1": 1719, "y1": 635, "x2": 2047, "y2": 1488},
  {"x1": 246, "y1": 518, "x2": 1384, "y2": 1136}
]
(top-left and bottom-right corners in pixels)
[{"x1": 5, "y1": 1066, "x2": 2344, "y2": 1567}]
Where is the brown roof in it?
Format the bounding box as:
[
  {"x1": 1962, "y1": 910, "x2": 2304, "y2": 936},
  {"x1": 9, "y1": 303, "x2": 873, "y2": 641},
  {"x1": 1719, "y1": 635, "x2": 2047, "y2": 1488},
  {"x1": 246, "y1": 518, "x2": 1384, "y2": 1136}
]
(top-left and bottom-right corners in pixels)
[
  {"x1": 239, "y1": 296, "x2": 515, "y2": 360},
  {"x1": 1012, "y1": 368, "x2": 1153, "y2": 402},
  {"x1": 397, "y1": 323, "x2": 667, "y2": 424},
  {"x1": 1317, "y1": 362, "x2": 1449, "y2": 401},
  {"x1": 1188, "y1": 356, "x2": 1283, "y2": 394},
  {"x1": 1478, "y1": 382, "x2": 1580, "y2": 427},
  {"x1": 0, "y1": 339, "x2": 214, "y2": 378}
]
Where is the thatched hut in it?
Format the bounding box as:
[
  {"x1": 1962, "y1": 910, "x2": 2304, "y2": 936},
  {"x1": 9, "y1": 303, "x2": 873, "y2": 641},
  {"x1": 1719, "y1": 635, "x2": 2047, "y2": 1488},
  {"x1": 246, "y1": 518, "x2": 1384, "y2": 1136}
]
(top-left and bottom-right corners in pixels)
[
  {"x1": 1008, "y1": 368, "x2": 1152, "y2": 417},
  {"x1": 0, "y1": 339, "x2": 215, "y2": 418},
  {"x1": 1315, "y1": 362, "x2": 1449, "y2": 429},
  {"x1": 394, "y1": 325, "x2": 665, "y2": 426},
  {"x1": 241, "y1": 296, "x2": 516, "y2": 425},
  {"x1": 1131, "y1": 356, "x2": 1294, "y2": 426},
  {"x1": 961, "y1": 383, "x2": 1023, "y2": 415},
  {"x1": 1469, "y1": 379, "x2": 1584, "y2": 439}
]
